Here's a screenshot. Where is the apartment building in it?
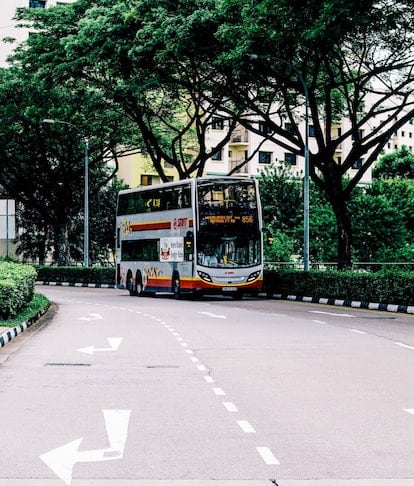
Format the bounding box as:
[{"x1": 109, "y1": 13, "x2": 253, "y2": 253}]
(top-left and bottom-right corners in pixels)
[{"x1": 0, "y1": 0, "x2": 73, "y2": 66}]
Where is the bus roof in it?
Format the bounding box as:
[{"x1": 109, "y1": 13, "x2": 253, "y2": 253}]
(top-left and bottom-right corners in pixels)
[{"x1": 117, "y1": 176, "x2": 257, "y2": 196}]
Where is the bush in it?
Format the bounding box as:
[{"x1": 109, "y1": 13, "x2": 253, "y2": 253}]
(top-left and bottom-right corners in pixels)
[
  {"x1": 264, "y1": 269, "x2": 414, "y2": 306},
  {"x1": 36, "y1": 266, "x2": 115, "y2": 285},
  {"x1": 0, "y1": 262, "x2": 37, "y2": 318}
]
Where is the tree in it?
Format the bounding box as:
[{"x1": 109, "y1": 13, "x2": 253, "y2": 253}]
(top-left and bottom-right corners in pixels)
[
  {"x1": 13, "y1": 0, "x2": 240, "y2": 181},
  {"x1": 0, "y1": 62, "x2": 131, "y2": 264},
  {"x1": 210, "y1": 0, "x2": 414, "y2": 268},
  {"x1": 373, "y1": 146, "x2": 414, "y2": 179}
]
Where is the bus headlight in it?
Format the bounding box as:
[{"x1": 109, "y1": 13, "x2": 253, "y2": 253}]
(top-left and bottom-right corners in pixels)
[
  {"x1": 198, "y1": 271, "x2": 212, "y2": 282},
  {"x1": 247, "y1": 271, "x2": 261, "y2": 282}
]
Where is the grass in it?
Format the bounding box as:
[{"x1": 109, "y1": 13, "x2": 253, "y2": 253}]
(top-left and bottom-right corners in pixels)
[{"x1": 0, "y1": 293, "x2": 50, "y2": 328}]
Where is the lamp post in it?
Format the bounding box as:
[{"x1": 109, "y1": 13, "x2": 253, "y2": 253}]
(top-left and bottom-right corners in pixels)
[
  {"x1": 43, "y1": 118, "x2": 89, "y2": 267},
  {"x1": 248, "y1": 55, "x2": 310, "y2": 270}
]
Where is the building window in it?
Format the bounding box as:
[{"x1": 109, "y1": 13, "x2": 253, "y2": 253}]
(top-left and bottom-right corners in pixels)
[
  {"x1": 285, "y1": 123, "x2": 296, "y2": 135},
  {"x1": 211, "y1": 149, "x2": 223, "y2": 161},
  {"x1": 309, "y1": 125, "x2": 316, "y2": 137},
  {"x1": 284, "y1": 152, "x2": 297, "y2": 165},
  {"x1": 352, "y1": 159, "x2": 363, "y2": 170},
  {"x1": 211, "y1": 117, "x2": 224, "y2": 130},
  {"x1": 258, "y1": 151, "x2": 272, "y2": 164},
  {"x1": 29, "y1": 0, "x2": 46, "y2": 7},
  {"x1": 141, "y1": 175, "x2": 153, "y2": 186},
  {"x1": 258, "y1": 121, "x2": 273, "y2": 135}
]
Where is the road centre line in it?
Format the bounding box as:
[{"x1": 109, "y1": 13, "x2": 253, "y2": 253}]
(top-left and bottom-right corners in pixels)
[
  {"x1": 312, "y1": 320, "x2": 327, "y2": 324},
  {"x1": 223, "y1": 402, "x2": 238, "y2": 412},
  {"x1": 203, "y1": 376, "x2": 215, "y2": 383},
  {"x1": 197, "y1": 365, "x2": 207, "y2": 372},
  {"x1": 256, "y1": 446, "x2": 280, "y2": 465},
  {"x1": 349, "y1": 328, "x2": 368, "y2": 334},
  {"x1": 403, "y1": 409, "x2": 414, "y2": 415},
  {"x1": 237, "y1": 420, "x2": 256, "y2": 433},
  {"x1": 190, "y1": 357, "x2": 199, "y2": 363},
  {"x1": 213, "y1": 387, "x2": 226, "y2": 396}
]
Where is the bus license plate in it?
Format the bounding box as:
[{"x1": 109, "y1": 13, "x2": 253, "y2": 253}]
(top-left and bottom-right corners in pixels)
[{"x1": 223, "y1": 287, "x2": 237, "y2": 292}]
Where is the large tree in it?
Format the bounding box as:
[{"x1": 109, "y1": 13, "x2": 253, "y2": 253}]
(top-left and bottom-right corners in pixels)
[
  {"x1": 13, "y1": 0, "x2": 239, "y2": 181},
  {"x1": 209, "y1": 0, "x2": 414, "y2": 268},
  {"x1": 0, "y1": 64, "x2": 131, "y2": 264}
]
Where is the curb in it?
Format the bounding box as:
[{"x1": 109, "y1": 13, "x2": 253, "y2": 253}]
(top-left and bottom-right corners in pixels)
[
  {"x1": 269, "y1": 293, "x2": 414, "y2": 314},
  {"x1": 0, "y1": 305, "x2": 50, "y2": 349}
]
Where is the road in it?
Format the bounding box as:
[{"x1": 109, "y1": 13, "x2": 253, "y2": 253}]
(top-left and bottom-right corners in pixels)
[{"x1": 0, "y1": 285, "x2": 413, "y2": 486}]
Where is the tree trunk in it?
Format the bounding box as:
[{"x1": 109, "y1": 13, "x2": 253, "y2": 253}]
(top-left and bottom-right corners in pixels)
[{"x1": 54, "y1": 225, "x2": 71, "y2": 266}]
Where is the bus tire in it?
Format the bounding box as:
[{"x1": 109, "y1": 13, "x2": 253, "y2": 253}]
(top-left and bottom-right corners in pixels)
[
  {"x1": 135, "y1": 270, "x2": 144, "y2": 296},
  {"x1": 127, "y1": 270, "x2": 137, "y2": 296},
  {"x1": 172, "y1": 272, "x2": 181, "y2": 300}
]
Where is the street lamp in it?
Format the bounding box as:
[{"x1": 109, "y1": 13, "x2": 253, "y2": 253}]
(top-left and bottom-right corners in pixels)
[
  {"x1": 249, "y1": 55, "x2": 310, "y2": 271},
  {"x1": 43, "y1": 118, "x2": 89, "y2": 267}
]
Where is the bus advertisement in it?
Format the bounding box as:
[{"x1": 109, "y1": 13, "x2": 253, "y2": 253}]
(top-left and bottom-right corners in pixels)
[{"x1": 115, "y1": 177, "x2": 263, "y2": 298}]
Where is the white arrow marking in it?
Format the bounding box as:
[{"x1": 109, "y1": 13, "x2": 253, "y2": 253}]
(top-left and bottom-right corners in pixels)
[
  {"x1": 78, "y1": 313, "x2": 103, "y2": 321},
  {"x1": 40, "y1": 409, "x2": 131, "y2": 485},
  {"x1": 198, "y1": 311, "x2": 227, "y2": 319},
  {"x1": 77, "y1": 337, "x2": 122, "y2": 355}
]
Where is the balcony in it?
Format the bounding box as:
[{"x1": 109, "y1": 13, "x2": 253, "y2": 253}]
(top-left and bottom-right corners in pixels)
[{"x1": 229, "y1": 128, "x2": 249, "y2": 145}]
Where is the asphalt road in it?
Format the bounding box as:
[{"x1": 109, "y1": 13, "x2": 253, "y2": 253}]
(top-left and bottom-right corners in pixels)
[{"x1": 0, "y1": 286, "x2": 413, "y2": 486}]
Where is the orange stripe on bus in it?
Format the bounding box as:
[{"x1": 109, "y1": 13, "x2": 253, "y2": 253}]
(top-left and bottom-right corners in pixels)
[{"x1": 130, "y1": 219, "x2": 193, "y2": 232}]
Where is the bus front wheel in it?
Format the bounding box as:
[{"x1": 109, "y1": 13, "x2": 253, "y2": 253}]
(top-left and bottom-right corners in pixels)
[{"x1": 172, "y1": 273, "x2": 181, "y2": 299}]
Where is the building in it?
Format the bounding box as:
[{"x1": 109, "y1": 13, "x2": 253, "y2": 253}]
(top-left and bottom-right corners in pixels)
[{"x1": 0, "y1": 0, "x2": 73, "y2": 66}]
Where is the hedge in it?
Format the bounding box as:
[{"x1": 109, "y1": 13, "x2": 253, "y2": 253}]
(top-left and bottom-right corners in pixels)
[
  {"x1": 36, "y1": 266, "x2": 115, "y2": 285},
  {"x1": 0, "y1": 262, "x2": 37, "y2": 318},
  {"x1": 263, "y1": 269, "x2": 414, "y2": 306}
]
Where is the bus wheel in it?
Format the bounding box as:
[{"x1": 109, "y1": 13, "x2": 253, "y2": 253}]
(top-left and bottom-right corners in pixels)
[
  {"x1": 172, "y1": 273, "x2": 181, "y2": 300},
  {"x1": 135, "y1": 271, "x2": 144, "y2": 296},
  {"x1": 127, "y1": 270, "x2": 137, "y2": 296}
]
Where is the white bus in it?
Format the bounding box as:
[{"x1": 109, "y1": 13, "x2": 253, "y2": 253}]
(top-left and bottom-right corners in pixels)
[{"x1": 115, "y1": 177, "x2": 263, "y2": 298}]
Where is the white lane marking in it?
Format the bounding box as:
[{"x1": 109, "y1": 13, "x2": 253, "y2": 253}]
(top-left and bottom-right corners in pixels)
[
  {"x1": 312, "y1": 320, "x2": 327, "y2": 324},
  {"x1": 223, "y1": 402, "x2": 238, "y2": 412},
  {"x1": 213, "y1": 387, "x2": 226, "y2": 396},
  {"x1": 78, "y1": 313, "x2": 103, "y2": 321},
  {"x1": 310, "y1": 310, "x2": 355, "y2": 318},
  {"x1": 403, "y1": 409, "x2": 414, "y2": 415},
  {"x1": 198, "y1": 311, "x2": 227, "y2": 319},
  {"x1": 349, "y1": 328, "x2": 367, "y2": 335},
  {"x1": 185, "y1": 349, "x2": 194, "y2": 354},
  {"x1": 237, "y1": 420, "x2": 256, "y2": 433},
  {"x1": 396, "y1": 342, "x2": 414, "y2": 351},
  {"x1": 180, "y1": 343, "x2": 188, "y2": 347},
  {"x1": 77, "y1": 337, "x2": 122, "y2": 355},
  {"x1": 197, "y1": 365, "x2": 207, "y2": 372},
  {"x1": 40, "y1": 409, "x2": 131, "y2": 485},
  {"x1": 203, "y1": 376, "x2": 215, "y2": 383},
  {"x1": 256, "y1": 446, "x2": 280, "y2": 465},
  {"x1": 190, "y1": 357, "x2": 199, "y2": 363}
]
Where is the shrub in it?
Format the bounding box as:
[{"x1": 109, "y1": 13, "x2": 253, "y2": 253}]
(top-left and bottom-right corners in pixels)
[
  {"x1": 0, "y1": 262, "x2": 37, "y2": 318},
  {"x1": 36, "y1": 266, "x2": 115, "y2": 285}
]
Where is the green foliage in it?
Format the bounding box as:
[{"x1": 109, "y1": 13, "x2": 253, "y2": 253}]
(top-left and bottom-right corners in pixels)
[
  {"x1": 264, "y1": 269, "x2": 414, "y2": 306},
  {"x1": 0, "y1": 262, "x2": 37, "y2": 318},
  {"x1": 36, "y1": 266, "x2": 115, "y2": 285},
  {"x1": 0, "y1": 293, "x2": 50, "y2": 328},
  {"x1": 373, "y1": 146, "x2": 414, "y2": 179}
]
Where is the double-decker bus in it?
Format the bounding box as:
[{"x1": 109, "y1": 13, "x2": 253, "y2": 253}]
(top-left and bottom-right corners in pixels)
[{"x1": 115, "y1": 177, "x2": 263, "y2": 298}]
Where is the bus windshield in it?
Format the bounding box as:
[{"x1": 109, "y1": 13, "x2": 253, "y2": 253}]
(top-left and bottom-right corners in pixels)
[{"x1": 196, "y1": 180, "x2": 261, "y2": 268}]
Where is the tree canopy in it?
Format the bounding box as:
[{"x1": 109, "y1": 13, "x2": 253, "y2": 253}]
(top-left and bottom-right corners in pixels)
[{"x1": 3, "y1": 0, "x2": 414, "y2": 267}]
